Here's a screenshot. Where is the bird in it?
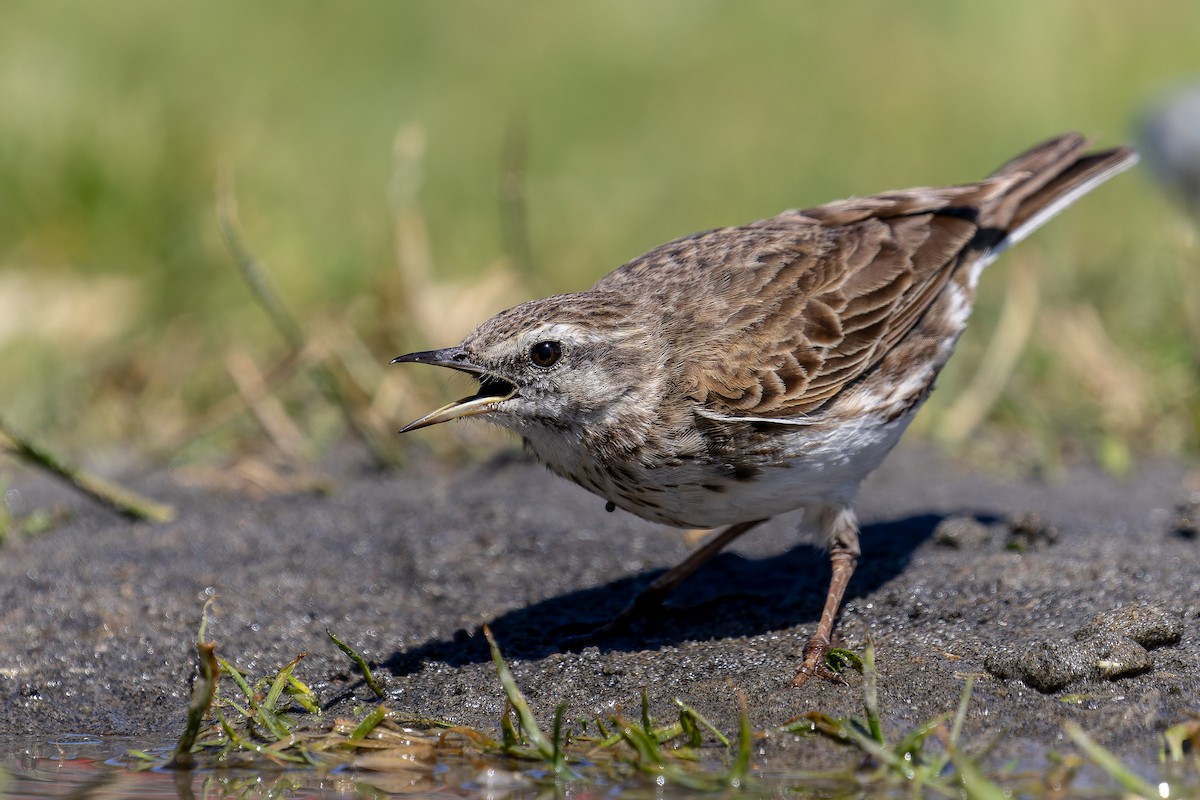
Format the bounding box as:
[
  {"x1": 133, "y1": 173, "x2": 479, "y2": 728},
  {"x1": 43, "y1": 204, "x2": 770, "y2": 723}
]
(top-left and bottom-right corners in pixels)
[
  {"x1": 1139, "y1": 83, "x2": 1200, "y2": 216},
  {"x1": 393, "y1": 133, "x2": 1137, "y2": 685}
]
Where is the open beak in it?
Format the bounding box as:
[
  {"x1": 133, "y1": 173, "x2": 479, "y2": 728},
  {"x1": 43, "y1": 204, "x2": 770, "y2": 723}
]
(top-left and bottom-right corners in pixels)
[{"x1": 391, "y1": 347, "x2": 518, "y2": 433}]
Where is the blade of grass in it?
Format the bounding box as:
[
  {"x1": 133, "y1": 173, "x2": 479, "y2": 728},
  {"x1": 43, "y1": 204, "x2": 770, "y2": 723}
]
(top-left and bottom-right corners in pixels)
[
  {"x1": 482, "y1": 625, "x2": 554, "y2": 761},
  {"x1": 217, "y1": 658, "x2": 254, "y2": 702},
  {"x1": 219, "y1": 698, "x2": 253, "y2": 722},
  {"x1": 327, "y1": 629, "x2": 386, "y2": 698},
  {"x1": 679, "y1": 706, "x2": 702, "y2": 749},
  {"x1": 500, "y1": 698, "x2": 520, "y2": 749},
  {"x1": 253, "y1": 705, "x2": 293, "y2": 742},
  {"x1": 197, "y1": 596, "x2": 216, "y2": 644},
  {"x1": 263, "y1": 653, "x2": 305, "y2": 712},
  {"x1": 172, "y1": 641, "x2": 219, "y2": 768},
  {"x1": 594, "y1": 716, "x2": 610, "y2": 739},
  {"x1": 286, "y1": 675, "x2": 320, "y2": 714},
  {"x1": 947, "y1": 744, "x2": 1013, "y2": 800},
  {"x1": 614, "y1": 715, "x2": 664, "y2": 767},
  {"x1": 950, "y1": 676, "x2": 974, "y2": 746},
  {"x1": 726, "y1": 691, "x2": 754, "y2": 789},
  {"x1": 1064, "y1": 721, "x2": 1161, "y2": 799},
  {"x1": 0, "y1": 414, "x2": 175, "y2": 523},
  {"x1": 348, "y1": 703, "x2": 389, "y2": 742},
  {"x1": 439, "y1": 724, "x2": 502, "y2": 752},
  {"x1": 552, "y1": 702, "x2": 568, "y2": 769},
  {"x1": 862, "y1": 639, "x2": 884, "y2": 744},
  {"x1": 892, "y1": 715, "x2": 946, "y2": 762}
]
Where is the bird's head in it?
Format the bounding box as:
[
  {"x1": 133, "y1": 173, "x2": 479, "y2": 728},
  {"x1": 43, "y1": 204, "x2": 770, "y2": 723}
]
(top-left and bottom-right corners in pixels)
[{"x1": 393, "y1": 292, "x2": 659, "y2": 436}]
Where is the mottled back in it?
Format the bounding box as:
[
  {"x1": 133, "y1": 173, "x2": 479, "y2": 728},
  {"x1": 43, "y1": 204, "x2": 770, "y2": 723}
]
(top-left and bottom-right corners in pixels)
[{"x1": 594, "y1": 133, "x2": 1134, "y2": 418}]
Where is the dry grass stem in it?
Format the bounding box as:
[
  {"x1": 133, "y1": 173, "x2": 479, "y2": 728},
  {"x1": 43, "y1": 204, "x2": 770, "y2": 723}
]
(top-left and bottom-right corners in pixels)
[
  {"x1": 225, "y1": 348, "x2": 314, "y2": 465},
  {"x1": 1045, "y1": 303, "x2": 1153, "y2": 437},
  {"x1": 217, "y1": 167, "x2": 403, "y2": 467}
]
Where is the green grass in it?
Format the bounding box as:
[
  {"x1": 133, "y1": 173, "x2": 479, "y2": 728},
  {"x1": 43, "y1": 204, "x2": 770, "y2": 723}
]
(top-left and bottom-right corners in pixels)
[
  {"x1": 137, "y1": 614, "x2": 1199, "y2": 797},
  {"x1": 2, "y1": 1, "x2": 1199, "y2": 465}
]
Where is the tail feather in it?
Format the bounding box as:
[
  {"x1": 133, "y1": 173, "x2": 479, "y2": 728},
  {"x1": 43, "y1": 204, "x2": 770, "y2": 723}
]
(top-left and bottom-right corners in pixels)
[
  {"x1": 974, "y1": 134, "x2": 1138, "y2": 273},
  {"x1": 1005, "y1": 146, "x2": 1139, "y2": 246},
  {"x1": 985, "y1": 132, "x2": 1138, "y2": 245}
]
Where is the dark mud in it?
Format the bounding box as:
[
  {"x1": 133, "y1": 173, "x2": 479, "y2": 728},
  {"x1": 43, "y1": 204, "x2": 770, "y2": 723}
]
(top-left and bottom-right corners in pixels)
[{"x1": 1, "y1": 443, "x2": 1197, "y2": 772}]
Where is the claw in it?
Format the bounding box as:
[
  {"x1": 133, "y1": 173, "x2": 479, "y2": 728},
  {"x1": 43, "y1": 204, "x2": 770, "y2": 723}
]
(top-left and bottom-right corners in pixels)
[{"x1": 791, "y1": 637, "x2": 848, "y2": 686}]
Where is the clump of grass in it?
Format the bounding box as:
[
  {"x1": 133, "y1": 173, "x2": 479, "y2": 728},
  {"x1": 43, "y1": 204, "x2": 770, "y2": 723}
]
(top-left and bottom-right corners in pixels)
[
  {"x1": 782, "y1": 640, "x2": 1200, "y2": 798},
  {"x1": 479, "y1": 624, "x2": 756, "y2": 790},
  {"x1": 784, "y1": 641, "x2": 983, "y2": 795},
  {"x1": 143, "y1": 610, "x2": 752, "y2": 794},
  {"x1": 137, "y1": 611, "x2": 1199, "y2": 797}
]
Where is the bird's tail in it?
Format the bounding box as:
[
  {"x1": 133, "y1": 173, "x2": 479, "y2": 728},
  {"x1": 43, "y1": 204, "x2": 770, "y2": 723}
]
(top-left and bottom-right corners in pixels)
[{"x1": 984, "y1": 132, "x2": 1139, "y2": 252}]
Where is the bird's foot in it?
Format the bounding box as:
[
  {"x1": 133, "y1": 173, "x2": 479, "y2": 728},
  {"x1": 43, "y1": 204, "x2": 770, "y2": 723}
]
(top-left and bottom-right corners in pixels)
[{"x1": 790, "y1": 635, "x2": 848, "y2": 687}]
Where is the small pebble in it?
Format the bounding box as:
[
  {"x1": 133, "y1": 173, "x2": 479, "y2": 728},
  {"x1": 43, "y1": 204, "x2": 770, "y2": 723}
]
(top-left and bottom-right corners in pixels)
[
  {"x1": 1073, "y1": 603, "x2": 1183, "y2": 649},
  {"x1": 932, "y1": 515, "x2": 992, "y2": 549},
  {"x1": 1005, "y1": 512, "x2": 1058, "y2": 551},
  {"x1": 1172, "y1": 494, "x2": 1200, "y2": 539},
  {"x1": 1089, "y1": 632, "x2": 1154, "y2": 681},
  {"x1": 986, "y1": 633, "x2": 1153, "y2": 693},
  {"x1": 985, "y1": 602, "x2": 1178, "y2": 693}
]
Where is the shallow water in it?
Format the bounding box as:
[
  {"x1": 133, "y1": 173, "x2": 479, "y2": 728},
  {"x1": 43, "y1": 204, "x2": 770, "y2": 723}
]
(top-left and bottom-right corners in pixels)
[
  {"x1": 1, "y1": 735, "x2": 745, "y2": 799},
  {"x1": 3, "y1": 734, "x2": 1195, "y2": 799}
]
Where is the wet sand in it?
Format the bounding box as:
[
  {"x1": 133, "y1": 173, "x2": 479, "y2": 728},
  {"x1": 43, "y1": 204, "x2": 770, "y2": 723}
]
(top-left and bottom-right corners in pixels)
[{"x1": 1, "y1": 443, "x2": 1196, "y2": 771}]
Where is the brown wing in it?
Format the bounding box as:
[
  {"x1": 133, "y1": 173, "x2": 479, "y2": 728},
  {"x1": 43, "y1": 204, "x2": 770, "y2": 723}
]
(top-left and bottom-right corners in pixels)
[
  {"x1": 696, "y1": 202, "x2": 994, "y2": 416},
  {"x1": 595, "y1": 179, "x2": 1014, "y2": 417},
  {"x1": 597, "y1": 133, "x2": 1135, "y2": 419}
]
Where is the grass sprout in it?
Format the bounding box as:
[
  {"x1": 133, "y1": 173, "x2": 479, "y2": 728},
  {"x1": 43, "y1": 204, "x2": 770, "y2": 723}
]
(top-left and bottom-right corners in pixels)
[{"x1": 326, "y1": 628, "x2": 386, "y2": 698}]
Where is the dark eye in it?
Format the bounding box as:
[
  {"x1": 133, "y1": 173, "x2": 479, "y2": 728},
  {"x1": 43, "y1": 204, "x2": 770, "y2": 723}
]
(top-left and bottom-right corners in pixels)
[{"x1": 529, "y1": 340, "x2": 563, "y2": 368}]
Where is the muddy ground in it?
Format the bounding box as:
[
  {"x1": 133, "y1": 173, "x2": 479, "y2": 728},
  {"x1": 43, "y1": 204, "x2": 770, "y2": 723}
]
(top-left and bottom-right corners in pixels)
[{"x1": 0, "y1": 442, "x2": 1197, "y2": 773}]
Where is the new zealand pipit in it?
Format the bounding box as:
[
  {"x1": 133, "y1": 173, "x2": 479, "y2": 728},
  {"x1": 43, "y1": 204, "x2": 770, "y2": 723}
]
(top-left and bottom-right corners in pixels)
[{"x1": 394, "y1": 133, "x2": 1136, "y2": 685}]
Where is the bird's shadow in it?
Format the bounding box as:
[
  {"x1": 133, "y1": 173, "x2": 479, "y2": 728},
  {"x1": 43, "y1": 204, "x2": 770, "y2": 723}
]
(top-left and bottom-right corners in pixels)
[{"x1": 383, "y1": 512, "x2": 973, "y2": 676}]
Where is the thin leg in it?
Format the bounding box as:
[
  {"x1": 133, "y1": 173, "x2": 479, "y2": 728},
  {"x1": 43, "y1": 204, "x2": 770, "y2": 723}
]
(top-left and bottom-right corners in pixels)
[
  {"x1": 791, "y1": 545, "x2": 858, "y2": 685},
  {"x1": 792, "y1": 505, "x2": 861, "y2": 686},
  {"x1": 566, "y1": 518, "x2": 766, "y2": 643}
]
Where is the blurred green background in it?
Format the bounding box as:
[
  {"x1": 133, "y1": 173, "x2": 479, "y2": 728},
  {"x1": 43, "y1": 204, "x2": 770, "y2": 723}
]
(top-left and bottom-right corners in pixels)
[{"x1": 1, "y1": 1, "x2": 1198, "y2": 470}]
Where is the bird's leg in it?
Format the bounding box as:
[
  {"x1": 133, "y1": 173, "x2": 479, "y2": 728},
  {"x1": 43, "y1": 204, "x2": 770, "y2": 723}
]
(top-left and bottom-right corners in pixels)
[
  {"x1": 792, "y1": 506, "x2": 860, "y2": 686},
  {"x1": 567, "y1": 518, "x2": 766, "y2": 642}
]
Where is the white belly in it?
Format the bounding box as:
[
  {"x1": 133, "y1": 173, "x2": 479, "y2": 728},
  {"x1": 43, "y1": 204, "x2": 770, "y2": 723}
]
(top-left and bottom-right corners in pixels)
[{"x1": 522, "y1": 404, "x2": 917, "y2": 529}]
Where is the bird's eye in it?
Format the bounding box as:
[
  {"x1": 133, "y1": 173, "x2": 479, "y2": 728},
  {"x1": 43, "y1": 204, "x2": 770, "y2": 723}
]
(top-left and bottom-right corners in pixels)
[{"x1": 529, "y1": 340, "x2": 563, "y2": 368}]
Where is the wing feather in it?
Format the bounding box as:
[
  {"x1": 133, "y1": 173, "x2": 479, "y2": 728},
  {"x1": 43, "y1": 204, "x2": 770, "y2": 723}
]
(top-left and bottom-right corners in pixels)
[{"x1": 593, "y1": 134, "x2": 1136, "y2": 421}]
